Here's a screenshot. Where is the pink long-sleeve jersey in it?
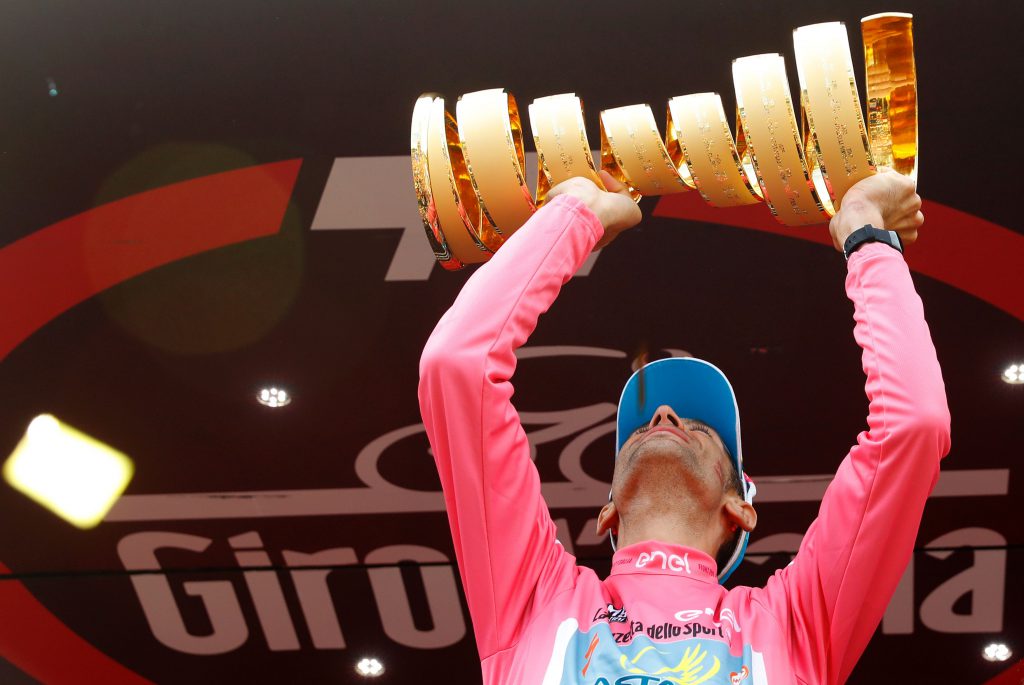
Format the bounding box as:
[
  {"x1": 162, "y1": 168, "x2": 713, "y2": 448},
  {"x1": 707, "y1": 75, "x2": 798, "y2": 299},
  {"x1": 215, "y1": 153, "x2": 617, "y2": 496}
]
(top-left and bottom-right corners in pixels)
[{"x1": 418, "y1": 195, "x2": 951, "y2": 685}]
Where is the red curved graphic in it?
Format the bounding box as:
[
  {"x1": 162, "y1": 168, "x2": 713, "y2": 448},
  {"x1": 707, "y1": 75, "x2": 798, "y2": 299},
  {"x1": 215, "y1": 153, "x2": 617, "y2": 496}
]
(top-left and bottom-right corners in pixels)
[
  {"x1": 0, "y1": 160, "x2": 301, "y2": 678},
  {"x1": 0, "y1": 159, "x2": 302, "y2": 362},
  {"x1": 982, "y1": 658, "x2": 1024, "y2": 685},
  {"x1": 0, "y1": 562, "x2": 154, "y2": 684},
  {"x1": 654, "y1": 192, "x2": 1024, "y2": 322}
]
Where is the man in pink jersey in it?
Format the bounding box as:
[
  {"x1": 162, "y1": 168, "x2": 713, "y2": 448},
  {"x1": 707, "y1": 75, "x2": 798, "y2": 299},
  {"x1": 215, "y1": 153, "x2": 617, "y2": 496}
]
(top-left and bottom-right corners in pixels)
[{"x1": 419, "y1": 167, "x2": 949, "y2": 684}]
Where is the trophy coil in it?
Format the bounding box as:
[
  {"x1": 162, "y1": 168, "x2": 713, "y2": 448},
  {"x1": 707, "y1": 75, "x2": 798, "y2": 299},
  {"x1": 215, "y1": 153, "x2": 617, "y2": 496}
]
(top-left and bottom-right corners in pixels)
[{"x1": 411, "y1": 13, "x2": 917, "y2": 269}]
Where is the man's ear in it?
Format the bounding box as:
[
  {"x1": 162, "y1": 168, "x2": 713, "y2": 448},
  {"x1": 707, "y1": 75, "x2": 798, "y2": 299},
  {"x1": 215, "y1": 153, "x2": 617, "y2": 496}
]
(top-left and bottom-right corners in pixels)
[
  {"x1": 597, "y1": 500, "x2": 619, "y2": 538},
  {"x1": 724, "y1": 496, "x2": 757, "y2": 533}
]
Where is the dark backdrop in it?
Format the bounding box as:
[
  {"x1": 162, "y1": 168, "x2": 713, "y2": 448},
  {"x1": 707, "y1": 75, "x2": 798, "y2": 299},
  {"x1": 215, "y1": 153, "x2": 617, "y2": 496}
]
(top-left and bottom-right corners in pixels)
[{"x1": 0, "y1": 1, "x2": 1021, "y2": 683}]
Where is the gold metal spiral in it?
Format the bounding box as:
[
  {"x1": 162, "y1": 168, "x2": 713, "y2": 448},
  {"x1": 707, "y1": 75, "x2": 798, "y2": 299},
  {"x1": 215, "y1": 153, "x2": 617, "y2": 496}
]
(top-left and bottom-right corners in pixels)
[{"x1": 411, "y1": 13, "x2": 916, "y2": 269}]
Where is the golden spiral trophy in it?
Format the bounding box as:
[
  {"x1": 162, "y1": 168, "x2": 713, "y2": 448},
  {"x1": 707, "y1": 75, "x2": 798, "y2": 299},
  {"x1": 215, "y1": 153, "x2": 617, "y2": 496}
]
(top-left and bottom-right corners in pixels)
[{"x1": 410, "y1": 13, "x2": 917, "y2": 270}]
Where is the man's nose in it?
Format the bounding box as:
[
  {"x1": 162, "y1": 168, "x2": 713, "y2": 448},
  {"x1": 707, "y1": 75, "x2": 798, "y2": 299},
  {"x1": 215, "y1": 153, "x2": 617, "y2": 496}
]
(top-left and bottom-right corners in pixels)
[{"x1": 648, "y1": 405, "x2": 682, "y2": 429}]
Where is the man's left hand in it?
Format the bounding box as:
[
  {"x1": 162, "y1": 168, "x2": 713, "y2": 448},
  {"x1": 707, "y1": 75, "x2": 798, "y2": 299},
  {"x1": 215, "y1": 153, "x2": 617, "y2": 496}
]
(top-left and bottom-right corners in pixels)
[{"x1": 828, "y1": 167, "x2": 923, "y2": 252}]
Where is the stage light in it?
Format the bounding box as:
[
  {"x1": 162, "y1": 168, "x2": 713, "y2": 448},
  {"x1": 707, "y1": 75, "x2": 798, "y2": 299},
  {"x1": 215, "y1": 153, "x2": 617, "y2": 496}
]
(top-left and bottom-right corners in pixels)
[
  {"x1": 257, "y1": 386, "x2": 291, "y2": 407},
  {"x1": 982, "y1": 642, "x2": 1011, "y2": 662},
  {"x1": 2, "y1": 415, "x2": 134, "y2": 528},
  {"x1": 355, "y1": 657, "x2": 384, "y2": 677},
  {"x1": 1002, "y1": 364, "x2": 1024, "y2": 384}
]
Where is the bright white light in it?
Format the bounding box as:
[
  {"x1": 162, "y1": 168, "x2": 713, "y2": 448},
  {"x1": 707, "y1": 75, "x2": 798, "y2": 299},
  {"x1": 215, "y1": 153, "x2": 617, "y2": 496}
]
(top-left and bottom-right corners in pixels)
[
  {"x1": 27, "y1": 414, "x2": 60, "y2": 438},
  {"x1": 2, "y1": 414, "x2": 134, "y2": 528},
  {"x1": 983, "y1": 642, "x2": 1012, "y2": 662},
  {"x1": 355, "y1": 657, "x2": 384, "y2": 677},
  {"x1": 256, "y1": 386, "x2": 291, "y2": 407},
  {"x1": 1002, "y1": 364, "x2": 1024, "y2": 384}
]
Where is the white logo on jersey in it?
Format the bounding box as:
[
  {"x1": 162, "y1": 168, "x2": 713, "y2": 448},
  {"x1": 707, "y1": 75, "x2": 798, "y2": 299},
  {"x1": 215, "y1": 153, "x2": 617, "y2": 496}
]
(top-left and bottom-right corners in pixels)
[
  {"x1": 674, "y1": 607, "x2": 743, "y2": 641},
  {"x1": 636, "y1": 550, "x2": 691, "y2": 573}
]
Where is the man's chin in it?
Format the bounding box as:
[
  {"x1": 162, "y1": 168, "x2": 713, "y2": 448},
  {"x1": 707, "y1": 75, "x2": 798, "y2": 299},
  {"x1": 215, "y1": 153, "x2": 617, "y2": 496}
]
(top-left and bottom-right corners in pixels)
[
  {"x1": 622, "y1": 444, "x2": 700, "y2": 485},
  {"x1": 628, "y1": 438, "x2": 690, "y2": 465}
]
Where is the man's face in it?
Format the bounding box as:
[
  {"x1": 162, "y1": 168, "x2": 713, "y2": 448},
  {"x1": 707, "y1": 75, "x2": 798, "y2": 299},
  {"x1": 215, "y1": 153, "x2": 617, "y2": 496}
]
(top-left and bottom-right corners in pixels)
[{"x1": 612, "y1": 404, "x2": 736, "y2": 513}]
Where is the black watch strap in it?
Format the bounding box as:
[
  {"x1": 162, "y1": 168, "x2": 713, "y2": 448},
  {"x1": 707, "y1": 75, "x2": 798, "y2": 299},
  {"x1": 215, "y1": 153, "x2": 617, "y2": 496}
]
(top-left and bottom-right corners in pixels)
[{"x1": 843, "y1": 224, "x2": 903, "y2": 261}]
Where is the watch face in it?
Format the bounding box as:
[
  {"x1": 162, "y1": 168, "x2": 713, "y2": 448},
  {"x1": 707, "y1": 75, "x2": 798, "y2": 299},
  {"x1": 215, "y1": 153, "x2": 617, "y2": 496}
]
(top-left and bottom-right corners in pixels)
[{"x1": 887, "y1": 230, "x2": 904, "y2": 251}]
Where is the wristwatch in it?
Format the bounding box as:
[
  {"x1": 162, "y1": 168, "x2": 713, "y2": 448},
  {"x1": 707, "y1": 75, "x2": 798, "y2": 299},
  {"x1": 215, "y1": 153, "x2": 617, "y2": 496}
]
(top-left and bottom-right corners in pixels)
[{"x1": 843, "y1": 224, "x2": 903, "y2": 261}]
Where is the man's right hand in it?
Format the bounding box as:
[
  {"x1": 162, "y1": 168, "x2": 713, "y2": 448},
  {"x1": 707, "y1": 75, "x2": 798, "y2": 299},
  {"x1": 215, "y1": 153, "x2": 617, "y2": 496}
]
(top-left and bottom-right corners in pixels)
[{"x1": 546, "y1": 170, "x2": 643, "y2": 249}]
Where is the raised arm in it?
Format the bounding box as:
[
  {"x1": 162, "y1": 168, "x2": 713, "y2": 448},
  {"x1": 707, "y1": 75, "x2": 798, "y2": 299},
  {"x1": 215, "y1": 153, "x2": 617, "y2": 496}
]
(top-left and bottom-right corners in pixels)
[
  {"x1": 418, "y1": 173, "x2": 641, "y2": 658},
  {"x1": 755, "y1": 170, "x2": 951, "y2": 683}
]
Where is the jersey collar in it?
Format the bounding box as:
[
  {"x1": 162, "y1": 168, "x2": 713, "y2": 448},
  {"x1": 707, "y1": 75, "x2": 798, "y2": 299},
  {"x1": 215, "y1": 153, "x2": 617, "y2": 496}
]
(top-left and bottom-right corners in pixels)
[{"x1": 610, "y1": 541, "x2": 718, "y2": 583}]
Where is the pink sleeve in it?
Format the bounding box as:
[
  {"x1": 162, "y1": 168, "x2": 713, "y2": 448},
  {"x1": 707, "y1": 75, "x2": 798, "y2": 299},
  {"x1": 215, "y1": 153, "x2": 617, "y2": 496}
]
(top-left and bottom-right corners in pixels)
[
  {"x1": 756, "y1": 242, "x2": 952, "y2": 684},
  {"x1": 418, "y1": 194, "x2": 605, "y2": 658}
]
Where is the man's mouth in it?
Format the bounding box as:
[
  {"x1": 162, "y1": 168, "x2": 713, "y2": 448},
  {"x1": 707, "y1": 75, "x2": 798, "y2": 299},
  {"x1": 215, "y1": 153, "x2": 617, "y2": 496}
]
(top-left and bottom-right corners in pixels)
[{"x1": 641, "y1": 426, "x2": 691, "y2": 444}]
